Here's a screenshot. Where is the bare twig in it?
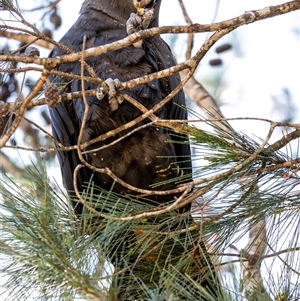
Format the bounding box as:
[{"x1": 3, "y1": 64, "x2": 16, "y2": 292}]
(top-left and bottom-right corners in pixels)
[
  {"x1": 1, "y1": 2, "x2": 299, "y2": 67},
  {"x1": 178, "y1": 0, "x2": 194, "y2": 60},
  {"x1": 73, "y1": 164, "x2": 194, "y2": 221},
  {"x1": 0, "y1": 31, "x2": 53, "y2": 49},
  {"x1": 0, "y1": 68, "x2": 50, "y2": 147}
]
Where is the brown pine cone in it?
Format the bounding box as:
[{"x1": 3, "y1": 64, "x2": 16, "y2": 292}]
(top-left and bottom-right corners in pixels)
[
  {"x1": 0, "y1": 100, "x2": 9, "y2": 116},
  {"x1": 44, "y1": 83, "x2": 59, "y2": 108}
]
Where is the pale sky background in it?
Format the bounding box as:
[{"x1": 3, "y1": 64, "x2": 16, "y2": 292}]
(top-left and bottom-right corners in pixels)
[{"x1": 0, "y1": 0, "x2": 299, "y2": 299}]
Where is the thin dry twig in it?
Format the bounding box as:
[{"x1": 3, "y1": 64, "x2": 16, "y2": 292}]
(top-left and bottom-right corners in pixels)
[
  {"x1": 178, "y1": 0, "x2": 194, "y2": 60},
  {"x1": 73, "y1": 164, "x2": 194, "y2": 221},
  {"x1": 0, "y1": 68, "x2": 51, "y2": 147},
  {"x1": 1, "y1": 2, "x2": 299, "y2": 67}
]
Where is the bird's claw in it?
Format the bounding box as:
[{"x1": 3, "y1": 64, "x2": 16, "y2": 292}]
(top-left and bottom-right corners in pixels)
[
  {"x1": 126, "y1": 5, "x2": 154, "y2": 48},
  {"x1": 96, "y1": 78, "x2": 123, "y2": 111},
  {"x1": 126, "y1": 13, "x2": 143, "y2": 35}
]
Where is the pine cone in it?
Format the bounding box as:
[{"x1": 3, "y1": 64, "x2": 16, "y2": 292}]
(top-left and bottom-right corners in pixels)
[
  {"x1": 44, "y1": 83, "x2": 59, "y2": 108},
  {"x1": 0, "y1": 100, "x2": 9, "y2": 116}
]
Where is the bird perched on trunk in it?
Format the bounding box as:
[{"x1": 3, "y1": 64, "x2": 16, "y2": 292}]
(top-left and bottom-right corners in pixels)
[{"x1": 48, "y1": 0, "x2": 221, "y2": 299}]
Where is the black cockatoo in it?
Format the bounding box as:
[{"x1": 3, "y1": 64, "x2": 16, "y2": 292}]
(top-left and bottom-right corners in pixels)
[
  {"x1": 48, "y1": 0, "x2": 221, "y2": 299},
  {"x1": 49, "y1": 0, "x2": 191, "y2": 213}
]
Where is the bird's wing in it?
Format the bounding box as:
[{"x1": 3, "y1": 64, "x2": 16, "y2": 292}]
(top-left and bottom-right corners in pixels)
[
  {"x1": 144, "y1": 37, "x2": 192, "y2": 175},
  {"x1": 48, "y1": 16, "x2": 105, "y2": 213}
]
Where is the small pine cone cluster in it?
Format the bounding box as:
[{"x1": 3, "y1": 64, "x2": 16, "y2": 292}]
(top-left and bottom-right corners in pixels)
[
  {"x1": 44, "y1": 83, "x2": 59, "y2": 108},
  {"x1": 0, "y1": 100, "x2": 9, "y2": 116}
]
